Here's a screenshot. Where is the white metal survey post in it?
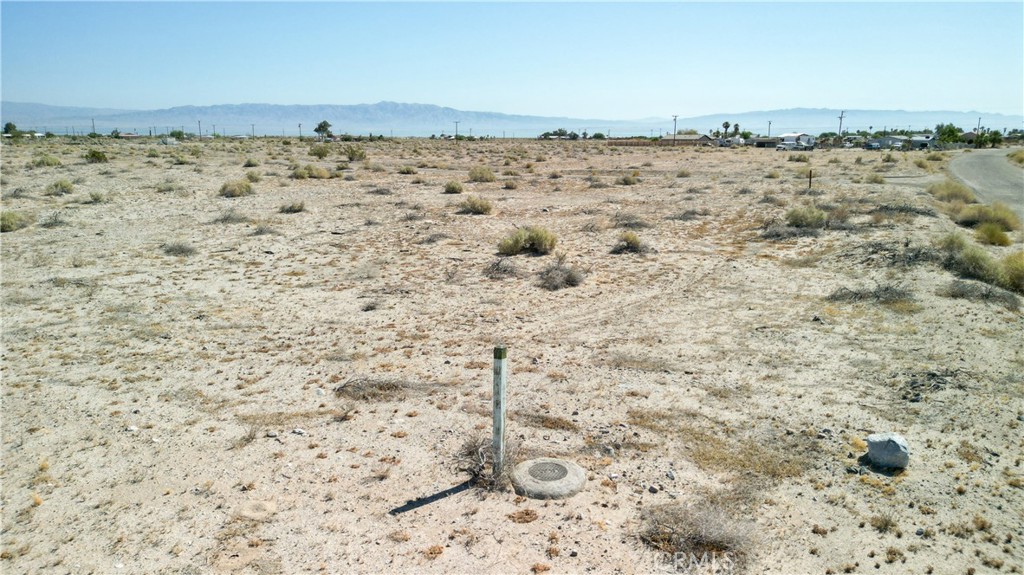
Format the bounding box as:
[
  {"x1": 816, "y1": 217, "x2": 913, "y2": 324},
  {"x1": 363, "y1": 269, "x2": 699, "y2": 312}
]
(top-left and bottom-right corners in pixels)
[{"x1": 492, "y1": 345, "x2": 508, "y2": 478}]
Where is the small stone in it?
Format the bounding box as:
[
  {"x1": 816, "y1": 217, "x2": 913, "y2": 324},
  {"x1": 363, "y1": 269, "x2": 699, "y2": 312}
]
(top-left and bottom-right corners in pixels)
[
  {"x1": 866, "y1": 432, "x2": 910, "y2": 469},
  {"x1": 570, "y1": 551, "x2": 578, "y2": 558},
  {"x1": 648, "y1": 485, "x2": 659, "y2": 494},
  {"x1": 266, "y1": 431, "x2": 279, "y2": 438},
  {"x1": 125, "y1": 425, "x2": 138, "y2": 433},
  {"x1": 291, "y1": 428, "x2": 307, "y2": 436},
  {"x1": 316, "y1": 388, "x2": 325, "y2": 396},
  {"x1": 916, "y1": 528, "x2": 924, "y2": 536},
  {"x1": 666, "y1": 470, "x2": 676, "y2": 481}
]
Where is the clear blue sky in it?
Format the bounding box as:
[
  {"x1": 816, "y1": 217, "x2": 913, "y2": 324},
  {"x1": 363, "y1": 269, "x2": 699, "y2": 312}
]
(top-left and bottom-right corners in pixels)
[{"x1": 2, "y1": 2, "x2": 1022, "y2": 119}]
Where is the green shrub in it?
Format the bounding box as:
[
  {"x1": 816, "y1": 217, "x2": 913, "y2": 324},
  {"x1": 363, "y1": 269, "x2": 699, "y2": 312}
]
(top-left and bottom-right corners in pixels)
[
  {"x1": 279, "y1": 202, "x2": 305, "y2": 214},
  {"x1": 45, "y1": 179, "x2": 74, "y2": 196},
  {"x1": 458, "y1": 195, "x2": 493, "y2": 215},
  {"x1": 785, "y1": 206, "x2": 827, "y2": 229},
  {"x1": 292, "y1": 165, "x2": 330, "y2": 179},
  {"x1": 866, "y1": 174, "x2": 886, "y2": 184},
  {"x1": 443, "y1": 181, "x2": 464, "y2": 194},
  {"x1": 245, "y1": 170, "x2": 262, "y2": 183},
  {"x1": 676, "y1": 168, "x2": 691, "y2": 178},
  {"x1": 498, "y1": 226, "x2": 557, "y2": 255},
  {"x1": 1001, "y1": 252, "x2": 1024, "y2": 293},
  {"x1": 218, "y1": 179, "x2": 254, "y2": 197},
  {"x1": 975, "y1": 222, "x2": 1011, "y2": 246},
  {"x1": 503, "y1": 180, "x2": 518, "y2": 190},
  {"x1": 787, "y1": 153, "x2": 809, "y2": 163},
  {"x1": 343, "y1": 145, "x2": 366, "y2": 161},
  {"x1": 84, "y1": 149, "x2": 108, "y2": 163},
  {"x1": 927, "y1": 180, "x2": 976, "y2": 203},
  {"x1": 309, "y1": 144, "x2": 331, "y2": 159},
  {"x1": 926, "y1": 152, "x2": 945, "y2": 161},
  {"x1": 243, "y1": 158, "x2": 260, "y2": 167},
  {"x1": 882, "y1": 152, "x2": 898, "y2": 163},
  {"x1": 765, "y1": 170, "x2": 781, "y2": 179},
  {"x1": 32, "y1": 155, "x2": 61, "y2": 167},
  {"x1": 468, "y1": 166, "x2": 496, "y2": 183},
  {"x1": 398, "y1": 165, "x2": 417, "y2": 175},
  {"x1": 1, "y1": 211, "x2": 30, "y2": 232},
  {"x1": 955, "y1": 202, "x2": 1020, "y2": 231}
]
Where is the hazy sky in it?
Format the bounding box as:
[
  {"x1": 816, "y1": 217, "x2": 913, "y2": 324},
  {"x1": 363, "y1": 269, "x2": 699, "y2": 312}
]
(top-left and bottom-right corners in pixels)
[{"x1": 2, "y1": 2, "x2": 1022, "y2": 119}]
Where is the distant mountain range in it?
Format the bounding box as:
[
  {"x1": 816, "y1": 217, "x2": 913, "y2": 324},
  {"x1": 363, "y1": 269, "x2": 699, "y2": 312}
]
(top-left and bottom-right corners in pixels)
[{"x1": 2, "y1": 101, "x2": 1020, "y2": 138}]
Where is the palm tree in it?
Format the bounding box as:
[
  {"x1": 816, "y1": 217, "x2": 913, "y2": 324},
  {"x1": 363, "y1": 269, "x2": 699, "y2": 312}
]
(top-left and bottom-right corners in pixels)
[
  {"x1": 722, "y1": 121, "x2": 731, "y2": 138},
  {"x1": 732, "y1": 123, "x2": 740, "y2": 137}
]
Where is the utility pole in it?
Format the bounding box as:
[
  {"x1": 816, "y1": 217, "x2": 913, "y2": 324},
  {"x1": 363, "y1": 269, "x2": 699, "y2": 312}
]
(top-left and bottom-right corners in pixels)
[
  {"x1": 672, "y1": 115, "x2": 678, "y2": 145},
  {"x1": 837, "y1": 110, "x2": 845, "y2": 138},
  {"x1": 198, "y1": 120, "x2": 202, "y2": 138},
  {"x1": 768, "y1": 121, "x2": 772, "y2": 138},
  {"x1": 91, "y1": 118, "x2": 96, "y2": 134},
  {"x1": 454, "y1": 120, "x2": 460, "y2": 140},
  {"x1": 213, "y1": 124, "x2": 216, "y2": 137},
  {"x1": 298, "y1": 123, "x2": 302, "y2": 138},
  {"x1": 251, "y1": 124, "x2": 255, "y2": 139}
]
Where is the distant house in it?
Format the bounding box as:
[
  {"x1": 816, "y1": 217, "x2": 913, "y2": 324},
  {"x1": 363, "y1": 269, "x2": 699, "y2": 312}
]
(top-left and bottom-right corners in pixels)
[
  {"x1": 960, "y1": 131, "x2": 978, "y2": 145},
  {"x1": 910, "y1": 134, "x2": 936, "y2": 149},
  {"x1": 778, "y1": 133, "x2": 816, "y2": 148},
  {"x1": 870, "y1": 135, "x2": 908, "y2": 149},
  {"x1": 661, "y1": 134, "x2": 713, "y2": 146},
  {"x1": 749, "y1": 137, "x2": 780, "y2": 148}
]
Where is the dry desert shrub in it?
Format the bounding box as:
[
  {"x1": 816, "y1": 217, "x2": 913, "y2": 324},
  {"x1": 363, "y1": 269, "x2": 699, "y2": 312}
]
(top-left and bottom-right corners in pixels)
[
  {"x1": 1008, "y1": 149, "x2": 1024, "y2": 165},
  {"x1": 443, "y1": 180, "x2": 464, "y2": 194},
  {"x1": 538, "y1": 255, "x2": 585, "y2": 290},
  {"x1": 212, "y1": 209, "x2": 251, "y2": 224},
  {"x1": 611, "y1": 231, "x2": 650, "y2": 254},
  {"x1": 45, "y1": 179, "x2": 74, "y2": 196},
  {"x1": 954, "y1": 202, "x2": 1020, "y2": 231},
  {"x1": 785, "y1": 205, "x2": 827, "y2": 229},
  {"x1": 484, "y1": 257, "x2": 519, "y2": 279},
  {"x1": 84, "y1": 149, "x2": 108, "y2": 163},
  {"x1": 611, "y1": 212, "x2": 651, "y2": 229},
  {"x1": 333, "y1": 377, "x2": 418, "y2": 402},
  {"x1": 1, "y1": 211, "x2": 31, "y2": 233},
  {"x1": 279, "y1": 202, "x2": 305, "y2": 214},
  {"x1": 827, "y1": 282, "x2": 914, "y2": 304},
  {"x1": 940, "y1": 280, "x2": 1020, "y2": 311},
  {"x1": 639, "y1": 501, "x2": 754, "y2": 568},
  {"x1": 866, "y1": 173, "x2": 886, "y2": 184},
  {"x1": 162, "y1": 242, "x2": 197, "y2": 257},
  {"x1": 32, "y1": 154, "x2": 61, "y2": 168},
  {"x1": 936, "y1": 233, "x2": 1003, "y2": 287},
  {"x1": 1002, "y1": 251, "x2": 1024, "y2": 293},
  {"x1": 457, "y1": 195, "x2": 493, "y2": 215},
  {"x1": 468, "y1": 166, "x2": 496, "y2": 182},
  {"x1": 218, "y1": 179, "x2": 254, "y2": 197},
  {"x1": 498, "y1": 226, "x2": 557, "y2": 255},
  {"x1": 453, "y1": 436, "x2": 520, "y2": 490},
  {"x1": 292, "y1": 164, "x2": 330, "y2": 179},
  {"x1": 975, "y1": 222, "x2": 1011, "y2": 246}
]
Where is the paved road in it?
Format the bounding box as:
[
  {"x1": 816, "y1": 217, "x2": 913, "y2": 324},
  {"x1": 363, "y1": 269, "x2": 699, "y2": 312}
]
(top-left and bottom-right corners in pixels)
[{"x1": 948, "y1": 147, "x2": 1024, "y2": 221}]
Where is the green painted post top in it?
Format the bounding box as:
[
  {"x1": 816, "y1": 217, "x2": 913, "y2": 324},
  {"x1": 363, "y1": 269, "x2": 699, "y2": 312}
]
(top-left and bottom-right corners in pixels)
[{"x1": 494, "y1": 345, "x2": 507, "y2": 359}]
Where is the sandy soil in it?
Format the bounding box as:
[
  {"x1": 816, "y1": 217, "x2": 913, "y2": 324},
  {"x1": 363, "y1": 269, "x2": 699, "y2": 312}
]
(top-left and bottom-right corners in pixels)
[{"x1": 2, "y1": 138, "x2": 1022, "y2": 575}]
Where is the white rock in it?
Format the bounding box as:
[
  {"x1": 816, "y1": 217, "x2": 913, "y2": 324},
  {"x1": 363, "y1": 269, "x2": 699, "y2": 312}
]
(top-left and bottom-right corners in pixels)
[
  {"x1": 866, "y1": 432, "x2": 910, "y2": 469},
  {"x1": 291, "y1": 428, "x2": 306, "y2": 436}
]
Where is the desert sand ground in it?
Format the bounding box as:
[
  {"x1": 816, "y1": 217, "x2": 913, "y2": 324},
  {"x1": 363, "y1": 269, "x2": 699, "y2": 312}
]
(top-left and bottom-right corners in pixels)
[{"x1": 1, "y1": 137, "x2": 1022, "y2": 575}]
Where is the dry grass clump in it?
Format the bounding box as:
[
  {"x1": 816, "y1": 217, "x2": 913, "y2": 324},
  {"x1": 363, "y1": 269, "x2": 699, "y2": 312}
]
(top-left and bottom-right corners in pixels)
[
  {"x1": 343, "y1": 144, "x2": 366, "y2": 161},
  {"x1": 827, "y1": 282, "x2": 913, "y2": 305},
  {"x1": 243, "y1": 158, "x2": 260, "y2": 167},
  {"x1": 45, "y1": 179, "x2": 74, "y2": 196},
  {"x1": 212, "y1": 209, "x2": 252, "y2": 224},
  {"x1": 940, "y1": 280, "x2": 1019, "y2": 311},
  {"x1": 484, "y1": 257, "x2": 520, "y2": 280},
  {"x1": 218, "y1": 179, "x2": 254, "y2": 197},
  {"x1": 538, "y1": 255, "x2": 585, "y2": 291},
  {"x1": 453, "y1": 436, "x2": 520, "y2": 490},
  {"x1": 498, "y1": 226, "x2": 557, "y2": 255},
  {"x1": 869, "y1": 512, "x2": 899, "y2": 534},
  {"x1": 32, "y1": 154, "x2": 61, "y2": 167},
  {"x1": 292, "y1": 165, "x2": 330, "y2": 179},
  {"x1": 84, "y1": 149, "x2": 108, "y2": 163},
  {"x1": 954, "y1": 202, "x2": 1020, "y2": 232},
  {"x1": 935, "y1": 233, "x2": 1023, "y2": 292},
  {"x1": 611, "y1": 212, "x2": 651, "y2": 229},
  {"x1": 333, "y1": 377, "x2": 417, "y2": 402},
  {"x1": 397, "y1": 165, "x2": 417, "y2": 175},
  {"x1": 615, "y1": 173, "x2": 639, "y2": 186},
  {"x1": 787, "y1": 153, "x2": 809, "y2": 163},
  {"x1": 975, "y1": 222, "x2": 1011, "y2": 246},
  {"x1": 279, "y1": 202, "x2": 305, "y2": 214},
  {"x1": 639, "y1": 501, "x2": 754, "y2": 567},
  {"x1": 927, "y1": 179, "x2": 976, "y2": 203},
  {"x1": 1007, "y1": 149, "x2": 1024, "y2": 165},
  {"x1": 162, "y1": 242, "x2": 197, "y2": 257},
  {"x1": 468, "y1": 166, "x2": 496, "y2": 182},
  {"x1": 866, "y1": 174, "x2": 886, "y2": 184},
  {"x1": 443, "y1": 180, "x2": 464, "y2": 194},
  {"x1": 785, "y1": 205, "x2": 827, "y2": 229},
  {"x1": 1002, "y1": 251, "x2": 1024, "y2": 293},
  {"x1": 611, "y1": 231, "x2": 650, "y2": 254},
  {"x1": 457, "y1": 195, "x2": 493, "y2": 215},
  {"x1": 1, "y1": 211, "x2": 31, "y2": 233}
]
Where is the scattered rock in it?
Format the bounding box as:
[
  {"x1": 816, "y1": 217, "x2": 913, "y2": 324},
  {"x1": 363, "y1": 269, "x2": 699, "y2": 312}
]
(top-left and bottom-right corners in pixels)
[
  {"x1": 648, "y1": 485, "x2": 659, "y2": 494},
  {"x1": 125, "y1": 425, "x2": 138, "y2": 433},
  {"x1": 291, "y1": 428, "x2": 307, "y2": 436},
  {"x1": 266, "y1": 430, "x2": 279, "y2": 438},
  {"x1": 666, "y1": 470, "x2": 675, "y2": 481},
  {"x1": 866, "y1": 432, "x2": 910, "y2": 469}
]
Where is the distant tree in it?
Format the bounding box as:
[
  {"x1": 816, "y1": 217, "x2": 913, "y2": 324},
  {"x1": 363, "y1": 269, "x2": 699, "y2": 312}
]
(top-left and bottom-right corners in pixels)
[
  {"x1": 314, "y1": 120, "x2": 333, "y2": 140},
  {"x1": 935, "y1": 123, "x2": 962, "y2": 144},
  {"x1": 110, "y1": 129, "x2": 120, "y2": 138},
  {"x1": 591, "y1": 132, "x2": 606, "y2": 140},
  {"x1": 732, "y1": 123, "x2": 740, "y2": 137},
  {"x1": 677, "y1": 128, "x2": 698, "y2": 135},
  {"x1": 169, "y1": 129, "x2": 185, "y2": 139},
  {"x1": 722, "y1": 121, "x2": 731, "y2": 137},
  {"x1": 740, "y1": 130, "x2": 752, "y2": 139},
  {"x1": 3, "y1": 122, "x2": 17, "y2": 135}
]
